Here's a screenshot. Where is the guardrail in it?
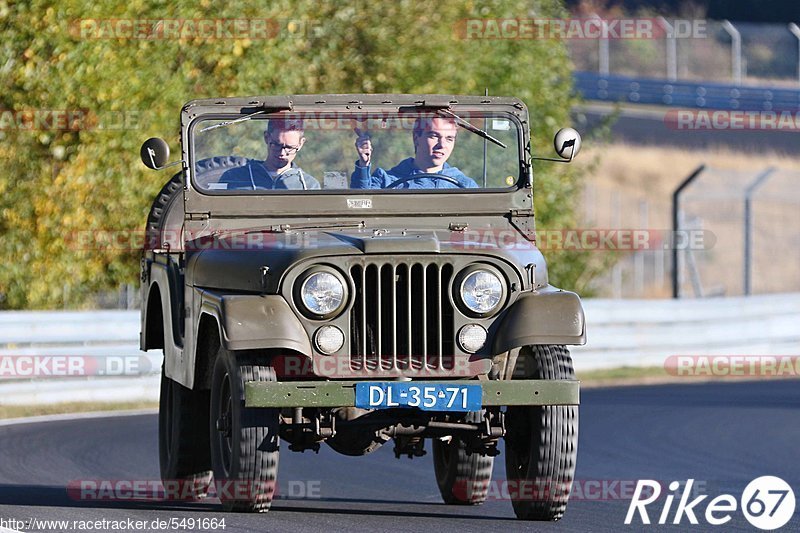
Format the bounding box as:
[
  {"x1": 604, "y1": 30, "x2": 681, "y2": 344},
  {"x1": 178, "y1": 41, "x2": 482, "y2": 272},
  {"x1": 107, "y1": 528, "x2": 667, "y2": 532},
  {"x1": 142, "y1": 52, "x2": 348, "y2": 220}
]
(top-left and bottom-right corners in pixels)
[
  {"x1": 571, "y1": 292, "x2": 800, "y2": 370},
  {"x1": 574, "y1": 71, "x2": 800, "y2": 110},
  {"x1": 1, "y1": 293, "x2": 799, "y2": 404}
]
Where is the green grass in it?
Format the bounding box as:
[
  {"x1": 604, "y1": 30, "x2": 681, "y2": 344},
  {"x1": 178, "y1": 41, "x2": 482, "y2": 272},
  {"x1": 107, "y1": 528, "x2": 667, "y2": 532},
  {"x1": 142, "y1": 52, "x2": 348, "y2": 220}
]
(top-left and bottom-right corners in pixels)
[
  {"x1": 0, "y1": 401, "x2": 158, "y2": 420},
  {"x1": 578, "y1": 366, "x2": 669, "y2": 382}
]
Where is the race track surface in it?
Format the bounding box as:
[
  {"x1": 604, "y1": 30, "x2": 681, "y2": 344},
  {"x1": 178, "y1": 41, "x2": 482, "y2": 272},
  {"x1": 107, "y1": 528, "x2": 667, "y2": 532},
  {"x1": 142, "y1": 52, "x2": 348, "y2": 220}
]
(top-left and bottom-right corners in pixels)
[{"x1": 1, "y1": 380, "x2": 799, "y2": 532}]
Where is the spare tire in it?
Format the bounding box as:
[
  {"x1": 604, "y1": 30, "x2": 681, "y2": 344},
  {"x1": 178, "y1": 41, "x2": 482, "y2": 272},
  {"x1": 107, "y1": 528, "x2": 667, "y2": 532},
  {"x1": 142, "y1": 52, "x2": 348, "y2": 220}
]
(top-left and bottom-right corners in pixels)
[{"x1": 144, "y1": 156, "x2": 248, "y2": 250}]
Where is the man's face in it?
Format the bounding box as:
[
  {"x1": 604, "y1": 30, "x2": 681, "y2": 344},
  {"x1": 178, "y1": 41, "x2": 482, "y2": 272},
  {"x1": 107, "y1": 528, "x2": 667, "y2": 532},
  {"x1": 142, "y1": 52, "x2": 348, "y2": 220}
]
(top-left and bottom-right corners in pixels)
[
  {"x1": 264, "y1": 129, "x2": 305, "y2": 170},
  {"x1": 413, "y1": 118, "x2": 457, "y2": 170}
]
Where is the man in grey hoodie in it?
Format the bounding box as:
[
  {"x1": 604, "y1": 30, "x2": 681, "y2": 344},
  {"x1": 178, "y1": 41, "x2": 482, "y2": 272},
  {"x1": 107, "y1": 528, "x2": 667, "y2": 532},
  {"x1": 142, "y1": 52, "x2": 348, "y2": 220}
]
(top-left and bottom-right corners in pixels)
[{"x1": 218, "y1": 118, "x2": 320, "y2": 190}]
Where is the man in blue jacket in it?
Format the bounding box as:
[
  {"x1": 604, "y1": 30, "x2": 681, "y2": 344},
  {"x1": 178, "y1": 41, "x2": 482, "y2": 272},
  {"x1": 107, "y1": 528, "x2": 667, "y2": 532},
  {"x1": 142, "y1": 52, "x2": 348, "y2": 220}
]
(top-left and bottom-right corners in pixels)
[{"x1": 350, "y1": 117, "x2": 478, "y2": 189}]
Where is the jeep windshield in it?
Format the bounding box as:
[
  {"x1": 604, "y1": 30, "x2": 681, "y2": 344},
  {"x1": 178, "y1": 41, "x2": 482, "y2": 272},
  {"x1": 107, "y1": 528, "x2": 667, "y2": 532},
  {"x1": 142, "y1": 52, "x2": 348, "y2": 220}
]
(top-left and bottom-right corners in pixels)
[{"x1": 190, "y1": 110, "x2": 522, "y2": 193}]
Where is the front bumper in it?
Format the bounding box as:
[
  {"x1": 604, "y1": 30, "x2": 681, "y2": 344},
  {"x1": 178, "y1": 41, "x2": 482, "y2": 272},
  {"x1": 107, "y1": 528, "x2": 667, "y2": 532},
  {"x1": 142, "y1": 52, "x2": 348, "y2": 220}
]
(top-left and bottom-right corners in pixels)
[{"x1": 245, "y1": 379, "x2": 580, "y2": 408}]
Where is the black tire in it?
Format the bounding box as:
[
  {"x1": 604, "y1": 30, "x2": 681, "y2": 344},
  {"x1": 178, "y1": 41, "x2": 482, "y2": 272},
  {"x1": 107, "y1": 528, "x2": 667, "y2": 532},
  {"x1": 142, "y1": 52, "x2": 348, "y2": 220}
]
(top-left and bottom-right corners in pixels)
[
  {"x1": 158, "y1": 368, "x2": 212, "y2": 499},
  {"x1": 432, "y1": 412, "x2": 495, "y2": 505},
  {"x1": 504, "y1": 345, "x2": 578, "y2": 521},
  {"x1": 145, "y1": 157, "x2": 247, "y2": 250},
  {"x1": 210, "y1": 347, "x2": 280, "y2": 512}
]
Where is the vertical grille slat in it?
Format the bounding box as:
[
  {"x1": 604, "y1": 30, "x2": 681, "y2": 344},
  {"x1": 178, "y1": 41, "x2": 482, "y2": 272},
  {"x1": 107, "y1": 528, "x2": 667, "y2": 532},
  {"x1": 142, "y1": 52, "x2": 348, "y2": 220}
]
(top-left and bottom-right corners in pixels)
[
  {"x1": 406, "y1": 265, "x2": 412, "y2": 363},
  {"x1": 376, "y1": 264, "x2": 382, "y2": 359},
  {"x1": 360, "y1": 266, "x2": 366, "y2": 361},
  {"x1": 391, "y1": 264, "x2": 397, "y2": 366},
  {"x1": 436, "y1": 266, "x2": 443, "y2": 362},
  {"x1": 351, "y1": 259, "x2": 454, "y2": 373},
  {"x1": 421, "y1": 265, "x2": 427, "y2": 359}
]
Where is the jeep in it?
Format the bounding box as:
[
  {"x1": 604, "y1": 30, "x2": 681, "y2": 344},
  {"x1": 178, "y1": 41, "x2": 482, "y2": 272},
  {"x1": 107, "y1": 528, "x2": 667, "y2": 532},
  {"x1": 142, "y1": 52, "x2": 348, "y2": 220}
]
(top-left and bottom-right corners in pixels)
[{"x1": 139, "y1": 94, "x2": 585, "y2": 520}]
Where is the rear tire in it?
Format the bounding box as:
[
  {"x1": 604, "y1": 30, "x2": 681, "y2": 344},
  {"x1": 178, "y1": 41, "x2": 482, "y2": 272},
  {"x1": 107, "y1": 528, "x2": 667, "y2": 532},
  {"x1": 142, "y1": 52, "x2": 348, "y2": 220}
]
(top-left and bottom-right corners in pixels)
[
  {"x1": 210, "y1": 347, "x2": 280, "y2": 512},
  {"x1": 432, "y1": 412, "x2": 495, "y2": 505},
  {"x1": 158, "y1": 369, "x2": 212, "y2": 499},
  {"x1": 504, "y1": 345, "x2": 578, "y2": 521}
]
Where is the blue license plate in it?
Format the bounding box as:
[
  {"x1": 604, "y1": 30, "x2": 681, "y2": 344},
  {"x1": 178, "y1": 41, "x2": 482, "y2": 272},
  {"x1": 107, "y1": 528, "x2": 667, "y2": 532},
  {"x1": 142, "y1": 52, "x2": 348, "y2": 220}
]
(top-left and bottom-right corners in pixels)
[{"x1": 354, "y1": 382, "x2": 482, "y2": 412}]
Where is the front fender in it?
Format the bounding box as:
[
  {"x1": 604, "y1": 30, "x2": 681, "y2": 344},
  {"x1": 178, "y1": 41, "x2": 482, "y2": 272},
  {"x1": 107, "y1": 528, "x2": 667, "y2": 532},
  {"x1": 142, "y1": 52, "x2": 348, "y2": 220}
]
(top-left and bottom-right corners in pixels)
[
  {"x1": 493, "y1": 288, "x2": 586, "y2": 353},
  {"x1": 200, "y1": 292, "x2": 312, "y2": 354}
]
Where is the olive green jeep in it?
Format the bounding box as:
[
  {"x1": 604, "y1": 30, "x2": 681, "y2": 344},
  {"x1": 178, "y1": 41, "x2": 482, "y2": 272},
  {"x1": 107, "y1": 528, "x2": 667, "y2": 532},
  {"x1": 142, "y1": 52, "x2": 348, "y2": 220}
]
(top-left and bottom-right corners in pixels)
[{"x1": 139, "y1": 94, "x2": 585, "y2": 520}]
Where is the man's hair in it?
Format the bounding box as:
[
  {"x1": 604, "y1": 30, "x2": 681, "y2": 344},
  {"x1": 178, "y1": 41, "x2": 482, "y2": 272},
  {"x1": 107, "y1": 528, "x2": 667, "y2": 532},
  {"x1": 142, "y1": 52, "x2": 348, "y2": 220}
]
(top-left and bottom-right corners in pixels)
[
  {"x1": 412, "y1": 116, "x2": 457, "y2": 139},
  {"x1": 265, "y1": 117, "x2": 305, "y2": 137}
]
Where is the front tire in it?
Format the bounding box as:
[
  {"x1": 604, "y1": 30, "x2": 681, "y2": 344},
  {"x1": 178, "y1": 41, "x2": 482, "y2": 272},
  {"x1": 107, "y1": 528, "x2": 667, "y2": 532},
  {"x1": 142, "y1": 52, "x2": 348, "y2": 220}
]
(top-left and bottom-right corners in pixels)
[
  {"x1": 504, "y1": 345, "x2": 578, "y2": 521},
  {"x1": 158, "y1": 368, "x2": 212, "y2": 499},
  {"x1": 432, "y1": 412, "x2": 495, "y2": 504},
  {"x1": 210, "y1": 347, "x2": 280, "y2": 512}
]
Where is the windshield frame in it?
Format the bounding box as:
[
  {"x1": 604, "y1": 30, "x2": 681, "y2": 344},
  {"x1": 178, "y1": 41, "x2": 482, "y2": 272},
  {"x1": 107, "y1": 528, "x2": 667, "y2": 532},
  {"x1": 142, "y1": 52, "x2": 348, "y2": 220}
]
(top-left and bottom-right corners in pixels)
[
  {"x1": 180, "y1": 95, "x2": 534, "y2": 217},
  {"x1": 188, "y1": 111, "x2": 525, "y2": 195}
]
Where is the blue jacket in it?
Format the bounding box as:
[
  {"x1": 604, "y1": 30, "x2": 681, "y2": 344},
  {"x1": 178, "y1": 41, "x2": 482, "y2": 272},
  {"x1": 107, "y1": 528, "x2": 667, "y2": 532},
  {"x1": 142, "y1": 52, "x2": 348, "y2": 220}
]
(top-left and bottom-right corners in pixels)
[
  {"x1": 350, "y1": 158, "x2": 478, "y2": 189},
  {"x1": 218, "y1": 160, "x2": 320, "y2": 190}
]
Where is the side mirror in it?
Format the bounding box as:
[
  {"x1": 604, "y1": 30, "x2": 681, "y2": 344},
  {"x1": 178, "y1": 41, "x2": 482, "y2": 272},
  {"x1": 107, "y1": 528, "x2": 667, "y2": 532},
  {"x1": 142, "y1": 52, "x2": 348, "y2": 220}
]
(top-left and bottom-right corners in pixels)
[
  {"x1": 530, "y1": 127, "x2": 583, "y2": 164},
  {"x1": 554, "y1": 127, "x2": 582, "y2": 161},
  {"x1": 140, "y1": 138, "x2": 171, "y2": 170}
]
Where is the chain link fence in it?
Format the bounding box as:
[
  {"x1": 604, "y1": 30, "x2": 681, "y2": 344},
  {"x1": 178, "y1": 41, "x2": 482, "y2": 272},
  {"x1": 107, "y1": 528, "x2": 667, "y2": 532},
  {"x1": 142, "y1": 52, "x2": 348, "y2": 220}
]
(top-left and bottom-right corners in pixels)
[
  {"x1": 569, "y1": 20, "x2": 800, "y2": 86},
  {"x1": 580, "y1": 166, "x2": 800, "y2": 298}
]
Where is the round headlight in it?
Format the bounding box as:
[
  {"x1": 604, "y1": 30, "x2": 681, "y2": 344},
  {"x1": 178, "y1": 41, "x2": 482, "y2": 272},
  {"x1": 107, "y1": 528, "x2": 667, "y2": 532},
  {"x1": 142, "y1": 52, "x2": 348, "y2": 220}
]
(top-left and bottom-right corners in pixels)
[
  {"x1": 300, "y1": 271, "x2": 345, "y2": 317},
  {"x1": 460, "y1": 269, "x2": 504, "y2": 316}
]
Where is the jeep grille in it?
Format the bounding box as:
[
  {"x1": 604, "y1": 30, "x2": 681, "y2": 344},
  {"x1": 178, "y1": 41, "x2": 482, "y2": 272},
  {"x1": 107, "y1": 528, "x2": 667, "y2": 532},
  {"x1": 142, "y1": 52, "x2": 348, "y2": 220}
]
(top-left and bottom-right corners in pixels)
[{"x1": 350, "y1": 262, "x2": 455, "y2": 371}]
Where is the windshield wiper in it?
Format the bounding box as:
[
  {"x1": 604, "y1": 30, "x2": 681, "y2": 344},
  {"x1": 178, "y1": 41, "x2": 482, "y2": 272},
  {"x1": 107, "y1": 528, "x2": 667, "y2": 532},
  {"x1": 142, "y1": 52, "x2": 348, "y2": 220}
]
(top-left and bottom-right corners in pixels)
[
  {"x1": 437, "y1": 109, "x2": 507, "y2": 149},
  {"x1": 199, "y1": 110, "x2": 268, "y2": 132}
]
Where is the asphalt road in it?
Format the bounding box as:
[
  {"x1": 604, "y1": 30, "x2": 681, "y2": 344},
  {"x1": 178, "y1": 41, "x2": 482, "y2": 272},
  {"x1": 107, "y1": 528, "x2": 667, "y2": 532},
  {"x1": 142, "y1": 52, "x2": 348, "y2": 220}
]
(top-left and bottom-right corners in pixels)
[
  {"x1": 1, "y1": 380, "x2": 799, "y2": 533},
  {"x1": 574, "y1": 105, "x2": 800, "y2": 155}
]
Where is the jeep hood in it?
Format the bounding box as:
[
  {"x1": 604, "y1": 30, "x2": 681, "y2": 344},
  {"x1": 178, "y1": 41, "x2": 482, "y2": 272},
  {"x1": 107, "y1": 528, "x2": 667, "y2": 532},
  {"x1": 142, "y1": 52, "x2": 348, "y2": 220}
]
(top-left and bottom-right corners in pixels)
[{"x1": 186, "y1": 228, "x2": 547, "y2": 293}]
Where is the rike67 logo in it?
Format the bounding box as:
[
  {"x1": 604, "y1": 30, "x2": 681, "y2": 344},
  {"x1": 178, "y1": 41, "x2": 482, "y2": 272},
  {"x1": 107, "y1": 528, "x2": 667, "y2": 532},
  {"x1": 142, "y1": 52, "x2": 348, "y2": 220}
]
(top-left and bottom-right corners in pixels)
[{"x1": 626, "y1": 477, "x2": 795, "y2": 530}]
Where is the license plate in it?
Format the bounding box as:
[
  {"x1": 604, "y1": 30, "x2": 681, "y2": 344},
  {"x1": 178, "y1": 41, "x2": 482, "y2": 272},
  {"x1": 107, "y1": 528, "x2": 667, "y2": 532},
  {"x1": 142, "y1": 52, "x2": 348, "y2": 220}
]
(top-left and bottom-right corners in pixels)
[{"x1": 354, "y1": 382, "x2": 482, "y2": 412}]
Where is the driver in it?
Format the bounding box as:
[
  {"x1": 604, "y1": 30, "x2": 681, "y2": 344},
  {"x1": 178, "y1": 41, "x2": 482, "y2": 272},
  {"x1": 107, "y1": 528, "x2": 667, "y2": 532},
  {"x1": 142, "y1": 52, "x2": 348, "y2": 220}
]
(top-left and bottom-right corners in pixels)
[
  {"x1": 350, "y1": 117, "x2": 478, "y2": 189},
  {"x1": 218, "y1": 118, "x2": 320, "y2": 190}
]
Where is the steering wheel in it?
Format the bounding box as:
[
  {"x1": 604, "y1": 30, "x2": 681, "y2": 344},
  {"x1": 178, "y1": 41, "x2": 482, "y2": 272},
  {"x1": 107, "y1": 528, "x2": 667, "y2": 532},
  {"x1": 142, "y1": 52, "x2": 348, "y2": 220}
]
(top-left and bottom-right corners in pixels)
[{"x1": 385, "y1": 173, "x2": 465, "y2": 189}]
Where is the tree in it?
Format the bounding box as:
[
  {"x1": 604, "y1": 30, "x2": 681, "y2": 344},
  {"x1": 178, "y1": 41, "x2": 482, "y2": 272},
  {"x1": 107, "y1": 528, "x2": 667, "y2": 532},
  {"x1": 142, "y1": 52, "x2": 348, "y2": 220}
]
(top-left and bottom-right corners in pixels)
[{"x1": 0, "y1": 0, "x2": 593, "y2": 309}]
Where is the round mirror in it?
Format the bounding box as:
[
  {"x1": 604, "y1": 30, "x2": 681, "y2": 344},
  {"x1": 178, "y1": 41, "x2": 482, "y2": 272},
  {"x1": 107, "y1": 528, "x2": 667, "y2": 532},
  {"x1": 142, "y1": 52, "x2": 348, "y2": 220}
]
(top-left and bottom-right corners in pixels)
[
  {"x1": 140, "y1": 138, "x2": 170, "y2": 169},
  {"x1": 553, "y1": 128, "x2": 582, "y2": 160}
]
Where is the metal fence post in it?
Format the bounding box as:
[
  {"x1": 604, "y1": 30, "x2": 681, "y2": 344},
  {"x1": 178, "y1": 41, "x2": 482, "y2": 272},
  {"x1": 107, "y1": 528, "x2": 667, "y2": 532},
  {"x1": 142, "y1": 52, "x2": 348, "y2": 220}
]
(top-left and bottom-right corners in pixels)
[
  {"x1": 592, "y1": 14, "x2": 609, "y2": 76},
  {"x1": 722, "y1": 20, "x2": 742, "y2": 85},
  {"x1": 658, "y1": 17, "x2": 678, "y2": 81},
  {"x1": 743, "y1": 167, "x2": 776, "y2": 295},
  {"x1": 672, "y1": 165, "x2": 705, "y2": 299},
  {"x1": 790, "y1": 23, "x2": 800, "y2": 85}
]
